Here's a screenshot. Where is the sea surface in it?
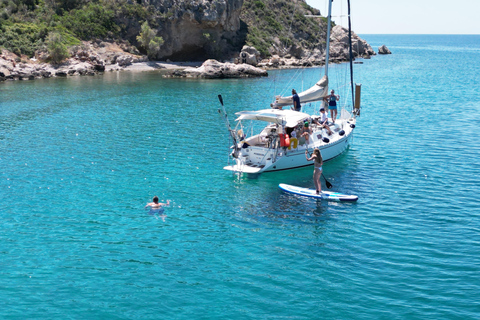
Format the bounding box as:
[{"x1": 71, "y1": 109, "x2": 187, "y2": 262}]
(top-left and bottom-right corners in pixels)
[{"x1": 1, "y1": 35, "x2": 479, "y2": 319}]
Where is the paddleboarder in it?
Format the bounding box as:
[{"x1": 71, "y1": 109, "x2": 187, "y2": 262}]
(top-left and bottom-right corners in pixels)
[{"x1": 305, "y1": 148, "x2": 323, "y2": 194}]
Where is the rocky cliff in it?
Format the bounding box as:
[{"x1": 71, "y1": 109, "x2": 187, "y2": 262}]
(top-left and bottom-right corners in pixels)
[
  {"x1": 0, "y1": 0, "x2": 376, "y2": 81},
  {"x1": 128, "y1": 0, "x2": 374, "y2": 61},
  {"x1": 146, "y1": 0, "x2": 245, "y2": 60}
]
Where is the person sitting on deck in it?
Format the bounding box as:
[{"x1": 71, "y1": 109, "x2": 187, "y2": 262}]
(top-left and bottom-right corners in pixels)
[
  {"x1": 313, "y1": 108, "x2": 333, "y2": 136},
  {"x1": 300, "y1": 121, "x2": 312, "y2": 142}
]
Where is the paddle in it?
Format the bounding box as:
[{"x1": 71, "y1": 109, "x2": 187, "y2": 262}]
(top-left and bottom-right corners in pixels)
[
  {"x1": 217, "y1": 94, "x2": 232, "y2": 135},
  {"x1": 322, "y1": 173, "x2": 333, "y2": 189},
  {"x1": 306, "y1": 148, "x2": 333, "y2": 189},
  {"x1": 218, "y1": 94, "x2": 240, "y2": 157}
]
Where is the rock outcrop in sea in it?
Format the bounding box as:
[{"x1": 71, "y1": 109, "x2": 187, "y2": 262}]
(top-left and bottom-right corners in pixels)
[
  {"x1": 330, "y1": 26, "x2": 375, "y2": 60},
  {"x1": 167, "y1": 59, "x2": 267, "y2": 78},
  {"x1": 378, "y1": 45, "x2": 392, "y2": 54},
  {"x1": 256, "y1": 26, "x2": 375, "y2": 68}
]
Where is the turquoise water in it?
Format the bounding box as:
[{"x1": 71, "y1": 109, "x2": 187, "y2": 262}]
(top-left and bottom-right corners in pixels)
[{"x1": 1, "y1": 35, "x2": 480, "y2": 319}]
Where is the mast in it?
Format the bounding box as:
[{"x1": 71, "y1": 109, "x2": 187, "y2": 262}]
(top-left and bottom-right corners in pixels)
[
  {"x1": 347, "y1": 0, "x2": 355, "y2": 112},
  {"x1": 324, "y1": 0, "x2": 333, "y2": 77}
]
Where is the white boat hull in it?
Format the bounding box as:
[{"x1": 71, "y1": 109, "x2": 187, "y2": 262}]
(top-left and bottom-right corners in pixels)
[{"x1": 224, "y1": 116, "x2": 355, "y2": 174}]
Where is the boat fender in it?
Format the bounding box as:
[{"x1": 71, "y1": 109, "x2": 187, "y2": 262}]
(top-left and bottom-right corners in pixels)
[
  {"x1": 322, "y1": 137, "x2": 330, "y2": 143},
  {"x1": 288, "y1": 137, "x2": 298, "y2": 150},
  {"x1": 339, "y1": 130, "x2": 345, "y2": 136},
  {"x1": 279, "y1": 133, "x2": 289, "y2": 147},
  {"x1": 350, "y1": 124, "x2": 356, "y2": 128}
]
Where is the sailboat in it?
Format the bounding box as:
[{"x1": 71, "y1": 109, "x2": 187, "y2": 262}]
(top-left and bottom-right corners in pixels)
[{"x1": 220, "y1": 0, "x2": 361, "y2": 176}]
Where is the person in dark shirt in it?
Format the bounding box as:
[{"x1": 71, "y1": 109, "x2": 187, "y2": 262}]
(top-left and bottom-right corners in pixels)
[{"x1": 292, "y1": 89, "x2": 301, "y2": 111}]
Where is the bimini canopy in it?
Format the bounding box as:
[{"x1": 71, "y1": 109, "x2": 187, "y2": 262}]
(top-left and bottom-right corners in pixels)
[
  {"x1": 235, "y1": 109, "x2": 310, "y2": 127},
  {"x1": 272, "y1": 75, "x2": 329, "y2": 108}
]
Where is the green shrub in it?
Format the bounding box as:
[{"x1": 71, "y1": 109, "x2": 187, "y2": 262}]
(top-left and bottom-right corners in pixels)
[
  {"x1": 253, "y1": 1, "x2": 265, "y2": 10},
  {"x1": 61, "y1": 3, "x2": 118, "y2": 39},
  {"x1": 0, "y1": 22, "x2": 44, "y2": 56},
  {"x1": 246, "y1": 27, "x2": 270, "y2": 57},
  {"x1": 136, "y1": 21, "x2": 164, "y2": 58},
  {"x1": 46, "y1": 31, "x2": 69, "y2": 63},
  {"x1": 119, "y1": 2, "x2": 149, "y2": 21},
  {"x1": 279, "y1": 36, "x2": 292, "y2": 47},
  {"x1": 264, "y1": 15, "x2": 283, "y2": 32}
]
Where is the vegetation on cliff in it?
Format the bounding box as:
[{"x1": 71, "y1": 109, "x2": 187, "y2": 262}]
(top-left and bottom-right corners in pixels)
[
  {"x1": 0, "y1": 0, "x2": 151, "y2": 57},
  {"x1": 241, "y1": 0, "x2": 328, "y2": 57},
  {"x1": 0, "y1": 0, "x2": 329, "y2": 60}
]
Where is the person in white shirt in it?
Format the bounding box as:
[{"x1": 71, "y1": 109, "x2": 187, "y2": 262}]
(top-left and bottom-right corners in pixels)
[{"x1": 315, "y1": 108, "x2": 333, "y2": 135}]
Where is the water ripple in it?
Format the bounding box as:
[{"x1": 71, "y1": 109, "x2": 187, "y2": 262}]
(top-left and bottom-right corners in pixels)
[{"x1": 1, "y1": 36, "x2": 480, "y2": 319}]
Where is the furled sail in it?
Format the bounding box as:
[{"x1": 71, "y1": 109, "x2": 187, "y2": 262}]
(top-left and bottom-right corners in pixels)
[{"x1": 271, "y1": 75, "x2": 329, "y2": 108}]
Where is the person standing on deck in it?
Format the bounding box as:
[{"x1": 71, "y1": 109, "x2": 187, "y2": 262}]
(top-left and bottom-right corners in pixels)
[
  {"x1": 292, "y1": 89, "x2": 301, "y2": 111},
  {"x1": 324, "y1": 90, "x2": 339, "y2": 123}
]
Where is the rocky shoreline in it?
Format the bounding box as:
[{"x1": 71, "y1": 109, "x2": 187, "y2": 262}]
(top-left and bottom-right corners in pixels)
[{"x1": 1, "y1": 26, "x2": 383, "y2": 81}]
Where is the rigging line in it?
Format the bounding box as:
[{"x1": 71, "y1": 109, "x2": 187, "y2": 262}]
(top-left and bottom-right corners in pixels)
[
  {"x1": 279, "y1": 40, "x2": 324, "y2": 99},
  {"x1": 279, "y1": 1, "x2": 333, "y2": 101},
  {"x1": 282, "y1": 1, "x2": 297, "y2": 53},
  {"x1": 338, "y1": 60, "x2": 350, "y2": 108},
  {"x1": 276, "y1": 67, "x2": 306, "y2": 98},
  {"x1": 288, "y1": 3, "x2": 296, "y2": 35}
]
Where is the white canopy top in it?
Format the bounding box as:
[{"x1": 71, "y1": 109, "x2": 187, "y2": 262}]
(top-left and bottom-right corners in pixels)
[{"x1": 235, "y1": 109, "x2": 310, "y2": 127}]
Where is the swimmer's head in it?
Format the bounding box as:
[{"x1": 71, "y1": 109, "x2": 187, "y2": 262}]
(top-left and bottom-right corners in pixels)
[{"x1": 153, "y1": 196, "x2": 159, "y2": 203}]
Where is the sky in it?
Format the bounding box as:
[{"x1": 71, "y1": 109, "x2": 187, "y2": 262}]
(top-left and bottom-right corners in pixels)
[{"x1": 305, "y1": 0, "x2": 480, "y2": 34}]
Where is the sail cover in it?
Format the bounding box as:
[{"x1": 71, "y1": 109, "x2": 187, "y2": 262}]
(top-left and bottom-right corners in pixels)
[{"x1": 271, "y1": 75, "x2": 329, "y2": 108}]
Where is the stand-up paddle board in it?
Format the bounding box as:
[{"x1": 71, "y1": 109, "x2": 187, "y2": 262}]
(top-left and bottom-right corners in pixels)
[{"x1": 279, "y1": 184, "x2": 358, "y2": 202}]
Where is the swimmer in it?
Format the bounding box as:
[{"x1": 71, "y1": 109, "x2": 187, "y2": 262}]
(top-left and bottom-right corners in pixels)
[
  {"x1": 145, "y1": 196, "x2": 170, "y2": 209},
  {"x1": 145, "y1": 196, "x2": 170, "y2": 221}
]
